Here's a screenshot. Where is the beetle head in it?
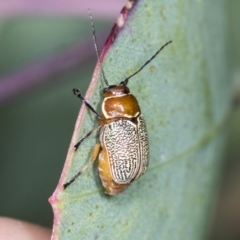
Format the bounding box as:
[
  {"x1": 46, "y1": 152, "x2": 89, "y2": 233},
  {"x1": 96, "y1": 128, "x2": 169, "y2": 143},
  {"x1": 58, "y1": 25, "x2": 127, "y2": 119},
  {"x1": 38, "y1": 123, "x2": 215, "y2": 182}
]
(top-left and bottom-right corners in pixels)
[{"x1": 103, "y1": 85, "x2": 130, "y2": 98}]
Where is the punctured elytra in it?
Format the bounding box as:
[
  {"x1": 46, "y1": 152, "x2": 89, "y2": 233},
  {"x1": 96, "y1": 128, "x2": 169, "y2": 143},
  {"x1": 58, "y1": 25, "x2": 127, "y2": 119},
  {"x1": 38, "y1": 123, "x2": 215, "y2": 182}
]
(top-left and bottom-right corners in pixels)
[{"x1": 63, "y1": 10, "x2": 172, "y2": 195}]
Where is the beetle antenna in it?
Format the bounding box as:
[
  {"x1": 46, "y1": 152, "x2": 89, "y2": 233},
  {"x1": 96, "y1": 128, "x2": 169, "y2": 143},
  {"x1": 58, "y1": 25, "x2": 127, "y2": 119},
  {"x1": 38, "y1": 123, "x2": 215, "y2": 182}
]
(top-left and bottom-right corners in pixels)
[
  {"x1": 88, "y1": 9, "x2": 109, "y2": 86},
  {"x1": 121, "y1": 40, "x2": 172, "y2": 85}
]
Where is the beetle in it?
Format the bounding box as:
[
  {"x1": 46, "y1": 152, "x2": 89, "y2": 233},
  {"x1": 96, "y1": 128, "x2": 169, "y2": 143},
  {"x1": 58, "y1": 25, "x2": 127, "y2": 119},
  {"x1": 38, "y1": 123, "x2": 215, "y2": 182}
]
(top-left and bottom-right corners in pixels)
[{"x1": 63, "y1": 12, "x2": 172, "y2": 195}]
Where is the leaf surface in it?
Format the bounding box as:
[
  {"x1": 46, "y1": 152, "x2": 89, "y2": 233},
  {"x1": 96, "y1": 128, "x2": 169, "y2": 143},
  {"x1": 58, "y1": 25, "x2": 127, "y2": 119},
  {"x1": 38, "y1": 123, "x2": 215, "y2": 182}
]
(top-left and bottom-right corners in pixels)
[{"x1": 50, "y1": 0, "x2": 231, "y2": 239}]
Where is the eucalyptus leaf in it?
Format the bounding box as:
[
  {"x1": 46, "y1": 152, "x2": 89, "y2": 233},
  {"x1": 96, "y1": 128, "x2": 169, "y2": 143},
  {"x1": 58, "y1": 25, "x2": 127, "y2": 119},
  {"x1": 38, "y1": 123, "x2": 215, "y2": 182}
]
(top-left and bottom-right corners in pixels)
[{"x1": 50, "y1": 0, "x2": 231, "y2": 239}]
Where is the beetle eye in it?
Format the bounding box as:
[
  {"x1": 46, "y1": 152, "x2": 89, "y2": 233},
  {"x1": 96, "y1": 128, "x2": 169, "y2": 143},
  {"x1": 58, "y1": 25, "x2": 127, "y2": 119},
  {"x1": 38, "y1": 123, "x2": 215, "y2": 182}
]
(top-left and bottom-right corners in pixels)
[{"x1": 103, "y1": 87, "x2": 108, "y2": 93}]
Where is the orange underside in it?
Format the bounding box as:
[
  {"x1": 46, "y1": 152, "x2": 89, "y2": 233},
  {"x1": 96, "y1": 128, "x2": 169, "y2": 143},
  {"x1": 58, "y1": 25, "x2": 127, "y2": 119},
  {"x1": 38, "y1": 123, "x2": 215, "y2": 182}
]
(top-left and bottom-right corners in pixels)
[{"x1": 98, "y1": 146, "x2": 129, "y2": 195}]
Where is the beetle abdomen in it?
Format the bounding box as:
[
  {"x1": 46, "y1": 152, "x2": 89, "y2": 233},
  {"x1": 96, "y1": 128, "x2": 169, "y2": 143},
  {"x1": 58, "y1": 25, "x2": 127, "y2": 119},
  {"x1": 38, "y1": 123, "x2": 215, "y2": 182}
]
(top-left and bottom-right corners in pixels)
[
  {"x1": 99, "y1": 115, "x2": 149, "y2": 194},
  {"x1": 101, "y1": 119, "x2": 140, "y2": 184},
  {"x1": 98, "y1": 146, "x2": 129, "y2": 195},
  {"x1": 134, "y1": 115, "x2": 149, "y2": 180}
]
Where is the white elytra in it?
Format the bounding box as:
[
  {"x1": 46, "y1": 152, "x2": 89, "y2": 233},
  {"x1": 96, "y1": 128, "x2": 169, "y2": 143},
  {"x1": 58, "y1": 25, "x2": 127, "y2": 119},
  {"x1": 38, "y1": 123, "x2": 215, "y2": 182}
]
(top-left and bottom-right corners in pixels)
[{"x1": 99, "y1": 115, "x2": 149, "y2": 184}]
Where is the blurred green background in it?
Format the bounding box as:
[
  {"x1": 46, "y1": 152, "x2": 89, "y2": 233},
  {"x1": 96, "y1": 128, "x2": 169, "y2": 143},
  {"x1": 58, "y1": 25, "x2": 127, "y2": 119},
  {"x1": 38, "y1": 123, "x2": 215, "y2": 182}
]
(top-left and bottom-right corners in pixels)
[
  {"x1": 0, "y1": 17, "x2": 114, "y2": 227},
  {"x1": 0, "y1": 1, "x2": 240, "y2": 240}
]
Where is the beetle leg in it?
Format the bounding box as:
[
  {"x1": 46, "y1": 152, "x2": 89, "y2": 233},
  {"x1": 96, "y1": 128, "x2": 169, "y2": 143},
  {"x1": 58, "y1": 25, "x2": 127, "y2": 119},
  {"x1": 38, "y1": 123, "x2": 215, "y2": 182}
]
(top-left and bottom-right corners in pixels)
[
  {"x1": 73, "y1": 88, "x2": 101, "y2": 119},
  {"x1": 74, "y1": 125, "x2": 101, "y2": 150},
  {"x1": 63, "y1": 143, "x2": 101, "y2": 189}
]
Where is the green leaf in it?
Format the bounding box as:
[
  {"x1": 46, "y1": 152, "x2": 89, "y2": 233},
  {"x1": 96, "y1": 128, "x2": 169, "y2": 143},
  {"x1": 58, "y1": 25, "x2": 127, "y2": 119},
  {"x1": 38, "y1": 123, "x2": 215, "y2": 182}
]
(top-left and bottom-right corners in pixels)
[{"x1": 50, "y1": 0, "x2": 231, "y2": 239}]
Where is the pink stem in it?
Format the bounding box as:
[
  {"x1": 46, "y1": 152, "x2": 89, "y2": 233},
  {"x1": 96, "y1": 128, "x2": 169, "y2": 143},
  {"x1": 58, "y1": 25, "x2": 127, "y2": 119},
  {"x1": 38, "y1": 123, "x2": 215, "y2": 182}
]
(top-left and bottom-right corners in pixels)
[{"x1": 0, "y1": 0, "x2": 126, "y2": 18}]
